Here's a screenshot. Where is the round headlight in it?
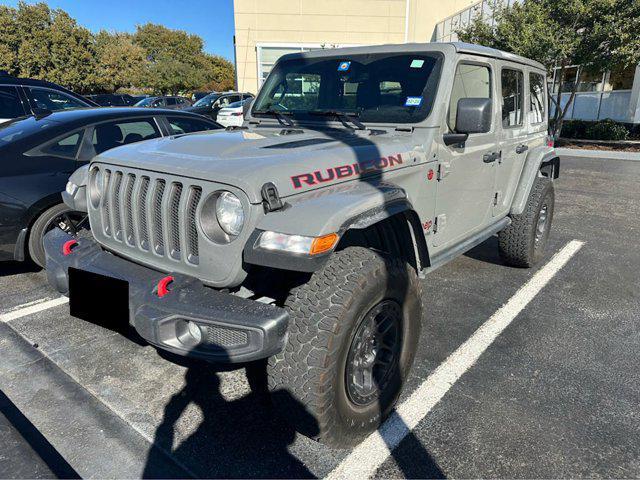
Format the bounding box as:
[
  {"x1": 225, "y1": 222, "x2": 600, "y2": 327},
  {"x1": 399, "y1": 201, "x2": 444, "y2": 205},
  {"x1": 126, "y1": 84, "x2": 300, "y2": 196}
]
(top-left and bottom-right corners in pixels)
[{"x1": 215, "y1": 191, "x2": 244, "y2": 236}]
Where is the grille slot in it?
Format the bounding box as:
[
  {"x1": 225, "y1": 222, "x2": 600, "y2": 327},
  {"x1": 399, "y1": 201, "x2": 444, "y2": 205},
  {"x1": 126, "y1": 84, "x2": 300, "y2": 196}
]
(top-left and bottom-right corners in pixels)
[
  {"x1": 101, "y1": 169, "x2": 112, "y2": 236},
  {"x1": 112, "y1": 171, "x2": 124, "y2": 241},
  {"x1": 152, "y1": 180, "x2": 166, "y2": 255},
  {"x1": 204, "y1": 325, "x2": 249, "y2": 348},
  {"x1": 123, "y1": 174, "x2": 136, "y2": 245},
  {"x1": 186, "y1": 187, "x2": 202, "y2": 263},
  {"x1": 138, "y1": 177, "x2": 150, "y2": 250},
  {"x1": 92, "y1": 166, "x2": 204, "y2": 268},
  {"x1": 168, "y1": 183, "x2": 183, "y2": 260}
]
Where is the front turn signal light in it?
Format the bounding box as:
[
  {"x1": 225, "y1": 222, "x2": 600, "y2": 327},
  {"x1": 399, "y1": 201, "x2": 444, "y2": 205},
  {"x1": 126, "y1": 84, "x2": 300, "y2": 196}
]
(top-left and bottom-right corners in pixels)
[{"x1": 310, "y1": 233, "x2": 339, "y2": 255}]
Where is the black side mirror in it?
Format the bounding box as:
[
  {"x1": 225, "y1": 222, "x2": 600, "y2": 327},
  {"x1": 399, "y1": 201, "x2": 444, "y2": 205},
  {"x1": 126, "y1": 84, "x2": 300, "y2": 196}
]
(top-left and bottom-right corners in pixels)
[
  {"x1": 443, "y1": 97, "x2": 492, "y2": 146},
  {"x1": 455, "y1": 97, "x2": 492, "y2": 134}
]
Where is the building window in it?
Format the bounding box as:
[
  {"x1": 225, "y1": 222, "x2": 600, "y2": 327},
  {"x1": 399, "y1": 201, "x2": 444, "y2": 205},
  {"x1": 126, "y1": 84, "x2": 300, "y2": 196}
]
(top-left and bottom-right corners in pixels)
[
  {"x1": 435, "y1": 0, "x2": 523, "y2": 42},
  {"x1": 606, "y1": 65, "x2": 636, "y2": 91}
]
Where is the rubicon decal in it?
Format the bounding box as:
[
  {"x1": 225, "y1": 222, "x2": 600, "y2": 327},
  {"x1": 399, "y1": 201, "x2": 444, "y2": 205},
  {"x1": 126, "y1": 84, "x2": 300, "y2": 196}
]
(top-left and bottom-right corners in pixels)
[{"x1": 291, "y1": 154, "x2": 404, "y2": 189}]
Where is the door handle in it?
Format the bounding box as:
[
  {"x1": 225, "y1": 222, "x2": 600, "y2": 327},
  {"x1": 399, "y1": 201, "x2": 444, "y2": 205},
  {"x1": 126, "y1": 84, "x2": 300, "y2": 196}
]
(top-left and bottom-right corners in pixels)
[
  {"x1": 483, "y1": 151, "x2": 501, "y2": 163},
  {"x1": 515, "y1": 144, "x2": 529, "y2": 154}
]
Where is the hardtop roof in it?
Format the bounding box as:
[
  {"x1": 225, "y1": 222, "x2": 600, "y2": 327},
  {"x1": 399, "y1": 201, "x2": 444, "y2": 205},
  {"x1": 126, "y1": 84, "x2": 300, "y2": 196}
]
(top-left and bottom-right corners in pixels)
[{"x1": 279, "y1": 41, "x2": 547, "y2": 72}]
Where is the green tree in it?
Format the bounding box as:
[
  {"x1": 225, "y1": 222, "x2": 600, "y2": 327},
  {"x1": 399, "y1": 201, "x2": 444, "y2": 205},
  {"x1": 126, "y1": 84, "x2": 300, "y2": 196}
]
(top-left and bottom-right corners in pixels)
[
  {"x1": 457, "y1": 0, "x2": 640, "y2": 137},
  {"x1": 0, "y1": 2, "x2": 97, "y2": 92},
  {"x1": 94, "y1": 31, "x2": 146, "y2": 93}
]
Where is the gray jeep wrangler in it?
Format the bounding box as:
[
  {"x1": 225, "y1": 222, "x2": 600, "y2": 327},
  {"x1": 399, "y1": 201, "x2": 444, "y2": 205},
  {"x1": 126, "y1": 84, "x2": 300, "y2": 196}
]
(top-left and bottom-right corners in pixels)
[{"x1": 45, "y1": 42, "x2": 559, "y2": 447}]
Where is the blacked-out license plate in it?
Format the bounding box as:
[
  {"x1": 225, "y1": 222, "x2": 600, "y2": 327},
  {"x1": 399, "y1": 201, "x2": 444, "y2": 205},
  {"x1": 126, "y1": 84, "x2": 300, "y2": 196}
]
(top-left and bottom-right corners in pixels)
[{"x1": 68, "y1": 267, "x2": 129, "y2": 326}]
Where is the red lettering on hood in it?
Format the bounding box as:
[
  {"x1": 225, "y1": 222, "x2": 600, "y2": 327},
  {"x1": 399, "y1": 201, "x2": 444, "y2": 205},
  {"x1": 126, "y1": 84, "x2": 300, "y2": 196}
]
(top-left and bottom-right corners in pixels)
[{"x1": 291, "y1": 153, "x2": 404, "y2": 189}]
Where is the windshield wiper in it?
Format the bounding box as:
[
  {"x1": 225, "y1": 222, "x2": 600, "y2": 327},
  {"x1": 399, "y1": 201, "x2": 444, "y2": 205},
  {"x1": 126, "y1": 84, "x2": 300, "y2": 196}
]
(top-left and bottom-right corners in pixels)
[
  {"x1": 308, "y1": 110, "x2": 366, "y2": 130},
  {"x1": 256, "y1": 109, "x2": 294, "y2": 127}
]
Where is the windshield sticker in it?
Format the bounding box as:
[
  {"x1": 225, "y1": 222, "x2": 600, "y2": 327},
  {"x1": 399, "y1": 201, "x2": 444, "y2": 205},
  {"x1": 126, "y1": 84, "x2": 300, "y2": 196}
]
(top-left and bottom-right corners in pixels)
[
  {"x1": 405, "y1": 96, "x2": 423, "y2": 107},
  {"x1": 410, "y1": 59, "x2": 425, "y2": 68},
  {"x1": 337, "y1": 61, "x2": 351, "y2": 72}
]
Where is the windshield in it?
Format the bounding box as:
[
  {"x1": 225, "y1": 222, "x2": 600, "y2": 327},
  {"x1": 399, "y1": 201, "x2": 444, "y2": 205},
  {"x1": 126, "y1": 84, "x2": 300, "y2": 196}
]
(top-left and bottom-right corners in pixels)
[
  {"x1": 252, "y1": 52, "x2": 443, "y2": 124},
  {"x1": 135, "y1": 97, "x2": 156, "y2": 107},
  {"x1": 194, "y1": 93, "x2": 221, "y2": 107}
]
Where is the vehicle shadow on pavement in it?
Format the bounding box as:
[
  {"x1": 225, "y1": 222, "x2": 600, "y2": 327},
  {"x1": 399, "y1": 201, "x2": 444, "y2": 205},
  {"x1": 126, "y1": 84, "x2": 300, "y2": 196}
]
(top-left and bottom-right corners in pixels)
[
  {"x1": 463, "y1": 235, "x2": 504, "y2": 266},
  {"x1": 142, "y1": 358, "x2": 316, "y2": 479}
]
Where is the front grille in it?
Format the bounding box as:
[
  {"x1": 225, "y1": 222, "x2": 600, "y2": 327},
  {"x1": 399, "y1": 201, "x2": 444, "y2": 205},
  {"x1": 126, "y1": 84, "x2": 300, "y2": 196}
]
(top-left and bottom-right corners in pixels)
[{"x1": 94, "y1": 167, "x2": 203, "y2": 266}]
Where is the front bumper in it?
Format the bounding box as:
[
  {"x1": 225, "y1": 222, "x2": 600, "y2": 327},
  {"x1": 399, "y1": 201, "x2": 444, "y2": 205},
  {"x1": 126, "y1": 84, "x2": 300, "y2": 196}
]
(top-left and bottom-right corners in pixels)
[{"x1": 44, "y1": 229, "x2": 289, "y2": 363}]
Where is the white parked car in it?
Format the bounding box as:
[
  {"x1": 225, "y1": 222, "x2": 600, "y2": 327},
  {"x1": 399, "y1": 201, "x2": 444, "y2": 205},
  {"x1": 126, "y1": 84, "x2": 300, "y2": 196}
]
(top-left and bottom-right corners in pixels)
[{"x1": 215, "y1": 99, "x2": 251, "y2": 128}]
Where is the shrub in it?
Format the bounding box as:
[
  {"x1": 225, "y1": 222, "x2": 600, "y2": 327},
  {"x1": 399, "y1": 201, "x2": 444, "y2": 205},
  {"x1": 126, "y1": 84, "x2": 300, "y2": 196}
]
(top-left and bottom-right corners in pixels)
[
  {"x1": 585, "y1": 119, "x2": 629, "y2": 141},
  {"x1": 560, "y1": 120, "x2": 590, "y2": 139}
]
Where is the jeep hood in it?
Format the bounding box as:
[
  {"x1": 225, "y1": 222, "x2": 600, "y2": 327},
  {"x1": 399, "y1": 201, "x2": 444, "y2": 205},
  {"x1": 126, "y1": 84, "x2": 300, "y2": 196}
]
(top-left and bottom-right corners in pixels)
[{"x1": 94, "y1": 128, "x2": 419, "y2": 203}]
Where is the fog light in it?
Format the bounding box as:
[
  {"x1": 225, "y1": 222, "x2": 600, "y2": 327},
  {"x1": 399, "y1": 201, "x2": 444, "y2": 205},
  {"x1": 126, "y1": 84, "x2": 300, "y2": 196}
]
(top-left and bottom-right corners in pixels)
[{"x1": 187, "y1": 321, "x2": 203, "y2": 343}]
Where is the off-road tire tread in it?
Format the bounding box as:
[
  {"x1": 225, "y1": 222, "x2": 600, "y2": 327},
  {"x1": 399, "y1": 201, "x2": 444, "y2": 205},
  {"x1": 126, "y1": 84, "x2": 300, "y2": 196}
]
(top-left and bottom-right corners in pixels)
[
  {"x1": 267, "y1": 246, "x2": 422, "y2": 447},
  {"x1": 498, "y1": 177, "x2": 553, "y2": 267}
]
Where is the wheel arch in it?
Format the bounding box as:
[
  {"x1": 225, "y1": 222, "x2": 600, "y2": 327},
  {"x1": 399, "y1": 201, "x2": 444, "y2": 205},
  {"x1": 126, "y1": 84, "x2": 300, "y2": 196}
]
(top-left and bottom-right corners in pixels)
[{"x1": 511, "y1": 146, "x2": 559, "y2": 216}]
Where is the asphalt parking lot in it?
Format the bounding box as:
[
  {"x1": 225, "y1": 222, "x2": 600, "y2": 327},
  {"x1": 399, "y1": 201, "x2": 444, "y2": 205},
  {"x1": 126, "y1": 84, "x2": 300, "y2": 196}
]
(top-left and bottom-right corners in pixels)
[{"x1": 1, "y1": 154, "x2": 639, "y2": 479}]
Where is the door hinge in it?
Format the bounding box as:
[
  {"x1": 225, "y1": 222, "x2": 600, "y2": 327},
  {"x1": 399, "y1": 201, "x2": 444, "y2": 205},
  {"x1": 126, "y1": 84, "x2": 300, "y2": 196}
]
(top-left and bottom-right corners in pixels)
[
  {"x1": 493, "y1": 191, "x2": 502, "y2": 206},
  {"x1": 437, "y1": 162, "x2": 451, "y2": 181},
  {"x1": 434, "y1": 214, "x2": 447, "y2": 233}
]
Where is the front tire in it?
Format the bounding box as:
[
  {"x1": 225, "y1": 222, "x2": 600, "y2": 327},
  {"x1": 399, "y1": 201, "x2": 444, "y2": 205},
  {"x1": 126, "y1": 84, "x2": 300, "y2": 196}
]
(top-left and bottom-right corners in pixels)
[
  {"x1": 267, "y1": 247, "x2": 423, "y2": 447},
  {"x1": 498, "y1": 177, "x2": 555, "y2": 267},
  {"x1": 28, "y1": 204, "x2": 87, "y2": 268}
]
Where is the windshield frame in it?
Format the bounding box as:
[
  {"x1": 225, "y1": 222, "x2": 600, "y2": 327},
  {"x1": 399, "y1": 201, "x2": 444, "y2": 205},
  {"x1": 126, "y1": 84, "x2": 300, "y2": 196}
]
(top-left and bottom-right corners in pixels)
[{"x1": 251, "y1": 51, "x2": 444, "y2": 126}]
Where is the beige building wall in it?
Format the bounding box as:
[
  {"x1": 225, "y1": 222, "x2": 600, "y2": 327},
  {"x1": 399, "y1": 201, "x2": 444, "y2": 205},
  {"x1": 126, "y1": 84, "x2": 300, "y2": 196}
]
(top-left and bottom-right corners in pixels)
[{"x1": 234, "y1": 0, "x2": 479, "y2": 94}]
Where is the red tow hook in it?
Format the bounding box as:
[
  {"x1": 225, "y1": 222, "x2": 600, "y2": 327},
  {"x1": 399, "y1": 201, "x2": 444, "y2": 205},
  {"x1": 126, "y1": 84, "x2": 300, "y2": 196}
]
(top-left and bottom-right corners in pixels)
[
  {"x1": 157, "y1": 276, "x2": 174, "y2": 298},
  {"x1": 62, "y1": 239, "x2": 78, "y2": 256}
]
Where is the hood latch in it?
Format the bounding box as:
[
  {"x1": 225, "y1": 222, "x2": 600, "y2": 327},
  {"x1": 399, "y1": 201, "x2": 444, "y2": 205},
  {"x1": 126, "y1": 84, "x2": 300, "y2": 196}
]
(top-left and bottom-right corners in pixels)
[{"x1": 261, "y1": 182, "x2": 284, "y2": 213}]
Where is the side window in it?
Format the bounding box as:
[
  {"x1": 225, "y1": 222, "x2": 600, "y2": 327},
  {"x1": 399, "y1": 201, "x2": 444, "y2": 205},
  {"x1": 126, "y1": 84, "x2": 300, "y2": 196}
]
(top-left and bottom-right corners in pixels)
[
  {"x1": 166, "y1": 97, "x2": 177, "y2": 106},
  {"x1": 501, "y1": 69, "x2": 524, "y2": 127},
  {"x1": 41, "y1": 132, "x2": 82, "y2": 159},
  {"x1": 153, "y1": 98, "x2": 164, "y2": 107},
  {"x1": 448, "y1": 63, "x2": 492, "y2": 131},
  {"x1": 529, "y1": 72, "x2": 546, "y2": 124},
  {"x1": 29, "y1": 88, "x2": 86, "y2": 111},
  {"x1": 167, "y1": 117, "x2": 218, "y2": 135},
  {"x1": 92, "y1": 120, "x2": 160, "y2": 155},
  {"x1": 0, "y1": 86, "x2": 26, "y2": 119}
]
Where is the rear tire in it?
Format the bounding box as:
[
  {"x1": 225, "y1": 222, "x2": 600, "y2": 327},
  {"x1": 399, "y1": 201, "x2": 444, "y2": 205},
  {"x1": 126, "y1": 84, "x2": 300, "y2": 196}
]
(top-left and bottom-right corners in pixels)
[
  {"x1": 28, "y1": 204, "x2": 87, "y2": 268},
  {"x1": 267, "y1": 247, "x2": 423, "y2": 447},
  {"x1": 498, "y1": 177, "x2": 555, "y2": 267}
]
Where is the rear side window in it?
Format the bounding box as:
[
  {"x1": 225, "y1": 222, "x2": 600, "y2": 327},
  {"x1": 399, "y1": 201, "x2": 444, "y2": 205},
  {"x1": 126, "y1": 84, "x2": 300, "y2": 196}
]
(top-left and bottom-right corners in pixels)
[
  {"x1": 167, "y1": 117, "x2": 218, "y2": 135},
  {"x1": 166, "y1": 97, "x2": 177, "y2": 106},
  {"x1": 41, "y1": 132, "x2": 82, "y2": 159},
  {"x1": 0, "y1": 86, "x2": 26, "y2": 119},
  {"x1": 92, "y1": 119, "x2": 160, "y2": 154},
  {"x1": 501, "y1": 69, "x2": 524, "y2": 127},
  {"x1": 29, "y1": 87, "x2": 87, "y2": 111},
  {"x1": 448, "y1": 63, "x2": 492, "y2": 131},
  {"x1": 529, "y1": 72, "x2": 546, "y2": 124}
]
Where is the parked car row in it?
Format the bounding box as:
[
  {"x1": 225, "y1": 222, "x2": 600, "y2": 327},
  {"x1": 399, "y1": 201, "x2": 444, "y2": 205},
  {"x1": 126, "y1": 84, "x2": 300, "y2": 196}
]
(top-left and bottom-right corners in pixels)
[{"x1": 0, "y1": 71, "x2": 97, "y2": 123}]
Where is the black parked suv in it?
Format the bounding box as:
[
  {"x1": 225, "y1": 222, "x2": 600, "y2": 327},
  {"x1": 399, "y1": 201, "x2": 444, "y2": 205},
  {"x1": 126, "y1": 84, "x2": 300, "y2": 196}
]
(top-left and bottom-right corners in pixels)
[
  {"x1": 185, "y1": 92, "x2": 254, "y2": 120},
  {"x1": 0, "y1": 72, "x2": 96, "y2": 123},
  {"x1": 0, "y1": 108, "x2": 221, "y2": 266}
]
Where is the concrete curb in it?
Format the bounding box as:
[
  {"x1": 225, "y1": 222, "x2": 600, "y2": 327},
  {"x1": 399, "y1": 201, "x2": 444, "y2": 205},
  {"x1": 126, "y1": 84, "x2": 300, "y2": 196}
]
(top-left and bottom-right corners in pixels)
[{"x1": 556, "y1": 147, "x2": 640, "y2": 161}]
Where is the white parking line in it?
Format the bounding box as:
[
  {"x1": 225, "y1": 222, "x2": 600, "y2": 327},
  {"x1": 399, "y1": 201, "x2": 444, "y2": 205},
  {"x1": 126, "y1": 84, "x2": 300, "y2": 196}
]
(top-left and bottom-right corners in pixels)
[
  {"x1": 328, "y1": 240, "x2": 584, "y2": 479},
  {"x1": 0, "y1": 297, "x2": 69, "y2": 323}
]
